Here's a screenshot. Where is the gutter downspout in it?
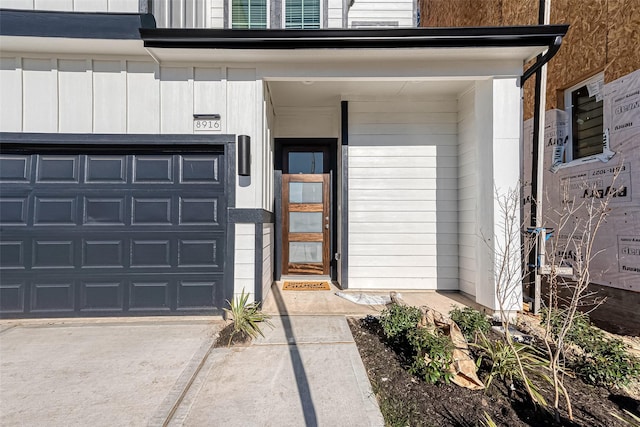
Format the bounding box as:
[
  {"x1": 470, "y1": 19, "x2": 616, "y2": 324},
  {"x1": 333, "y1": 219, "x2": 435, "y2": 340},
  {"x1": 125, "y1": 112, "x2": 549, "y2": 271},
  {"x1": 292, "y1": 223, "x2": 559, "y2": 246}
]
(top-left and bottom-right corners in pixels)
[{"x1": 522, "y1": 0, "x2": 557, "y2": 314}]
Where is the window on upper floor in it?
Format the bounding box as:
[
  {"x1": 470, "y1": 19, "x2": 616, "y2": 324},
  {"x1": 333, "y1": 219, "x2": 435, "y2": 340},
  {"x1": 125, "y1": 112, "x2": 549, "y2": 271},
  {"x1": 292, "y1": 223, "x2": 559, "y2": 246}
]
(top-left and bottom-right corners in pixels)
[
  {"x1": 564, "y1": 73, "x2": 605, "y2": 161},
  {"x1": 285, "y1": 0, "x2": 320, "y2": 29},
  {"x1": 232, "y1": 0, "x2": 268, "y2": 29}
]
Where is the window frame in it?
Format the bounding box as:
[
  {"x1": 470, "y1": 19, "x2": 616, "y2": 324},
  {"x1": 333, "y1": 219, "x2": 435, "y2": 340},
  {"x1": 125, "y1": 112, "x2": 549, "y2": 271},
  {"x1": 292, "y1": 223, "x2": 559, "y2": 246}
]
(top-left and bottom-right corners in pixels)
[
  {"x1": 563, "y1": 72, "x2": 605, "y2": 163},
  {"x1": 230, "y1": 0, "x2": 269, "y2": 29},
  {"x1": 282, "y1": 0, "x2": 323, "y2": 29}
]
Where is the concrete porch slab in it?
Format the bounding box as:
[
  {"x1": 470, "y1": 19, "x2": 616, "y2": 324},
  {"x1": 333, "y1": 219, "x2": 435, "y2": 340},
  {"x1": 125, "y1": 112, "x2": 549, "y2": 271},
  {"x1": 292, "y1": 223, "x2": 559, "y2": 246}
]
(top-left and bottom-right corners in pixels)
[{"x1": 261, "y1": 281, "x2": 477, "y2": 316}]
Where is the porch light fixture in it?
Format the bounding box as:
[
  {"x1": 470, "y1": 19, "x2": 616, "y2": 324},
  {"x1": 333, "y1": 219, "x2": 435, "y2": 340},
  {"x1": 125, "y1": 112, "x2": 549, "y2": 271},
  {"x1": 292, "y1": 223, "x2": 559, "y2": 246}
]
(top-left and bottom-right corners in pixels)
[{"x1": 238, "y1": 135, "x2": 251, "y2": 176}]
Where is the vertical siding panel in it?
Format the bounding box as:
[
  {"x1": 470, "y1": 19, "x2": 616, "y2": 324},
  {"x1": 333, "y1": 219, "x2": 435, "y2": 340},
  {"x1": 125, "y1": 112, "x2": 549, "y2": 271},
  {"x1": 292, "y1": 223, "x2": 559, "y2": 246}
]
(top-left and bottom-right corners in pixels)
[
  {"x1": 107, "y1": 0, "x2": 139, "y2": 12},
  {"x1": 93, "y1": 60, "x2": 126, "y2": 133},
  {"x1": 127, "y1": 61, "x2": 159, "y2": 134},
  {"x1": 160, "y1": 66, "x2": 193, "y2": 133},
  {"x1": 58, "y1": 59, "x2": 92, "y2": 133},
  {"x1": 73, "y1": 0, "x2": 108, "y2": 12},
  {"x1": 193, "y1": 67, "x2": 225, "y2": 129},
  {"x1": 0, "y1": 57, "x2": 22, "y2": 132},
  {"x1": 34, "y1": 0, "x2": 72, "y2": 10},
  {"x1": 22, "y1": 58, "x2": 57, "y2": 133}
]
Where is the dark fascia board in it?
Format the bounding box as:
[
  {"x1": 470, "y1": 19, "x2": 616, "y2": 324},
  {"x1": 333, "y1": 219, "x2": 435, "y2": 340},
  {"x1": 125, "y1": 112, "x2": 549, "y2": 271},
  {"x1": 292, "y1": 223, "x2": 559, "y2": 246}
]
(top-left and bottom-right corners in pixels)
[
  {"x1": 141, "y1": 25, "x2": 569, "y2": 50},
  {"x1": 0, "y1": 9, "x2": 155, "y2": 39},
  {"x1": 0, "y1": 132, "x2": 235, "y2": 154}
]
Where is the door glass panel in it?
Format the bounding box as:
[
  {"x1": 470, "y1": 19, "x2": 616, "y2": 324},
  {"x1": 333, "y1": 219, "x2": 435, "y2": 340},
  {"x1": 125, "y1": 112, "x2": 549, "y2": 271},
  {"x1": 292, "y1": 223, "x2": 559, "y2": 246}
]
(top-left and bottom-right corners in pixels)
[
  {"x1": 289, "y1": 242, "x2": 322, "y2": 263},
  {"x1": 289, "y1": 182, "x2": 322, "y2": 203},
  {"x1": 288, "y1": 152, "x2": 323, "y2": 174},
  {"x1": 289, "y1": 212, "x2": 322, "y2": 232}
]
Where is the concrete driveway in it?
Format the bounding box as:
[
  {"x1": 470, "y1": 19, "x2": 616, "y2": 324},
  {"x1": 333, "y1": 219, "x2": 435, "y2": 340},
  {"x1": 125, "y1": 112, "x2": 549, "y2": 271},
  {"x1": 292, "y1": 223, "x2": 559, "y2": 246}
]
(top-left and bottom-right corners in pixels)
[{"x1": 0, "y1": 318, "x2": 223, "y2": 427}]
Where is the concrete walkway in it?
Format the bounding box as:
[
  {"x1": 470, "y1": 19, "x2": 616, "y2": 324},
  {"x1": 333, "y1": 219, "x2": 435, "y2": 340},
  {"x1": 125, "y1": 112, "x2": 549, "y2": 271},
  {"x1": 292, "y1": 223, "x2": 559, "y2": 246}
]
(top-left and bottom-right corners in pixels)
[
  {"x1": 0, "y1": 287, "x2": 474, "y2": 426},
  {"x1": 173, "y1": 315, "x2": 384, "y2": 427}
]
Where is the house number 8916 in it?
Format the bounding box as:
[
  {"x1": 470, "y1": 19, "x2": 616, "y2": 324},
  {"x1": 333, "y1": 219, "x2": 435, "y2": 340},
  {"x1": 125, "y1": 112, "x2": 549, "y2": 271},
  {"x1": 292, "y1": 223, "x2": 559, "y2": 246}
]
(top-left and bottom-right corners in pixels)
[{"x1": 193, "y1": 119, "x2": 221, "y2": 131}]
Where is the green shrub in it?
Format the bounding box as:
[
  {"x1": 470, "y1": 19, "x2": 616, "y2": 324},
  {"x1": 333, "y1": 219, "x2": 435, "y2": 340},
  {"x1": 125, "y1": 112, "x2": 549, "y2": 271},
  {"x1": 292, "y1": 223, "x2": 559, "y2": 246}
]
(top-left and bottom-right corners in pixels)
[
  {"x1": 575, "y1": 338, "x2": 640, "y2": 388},
  {"x1": 379, "y1": 304, "x2": 422, "y2": 341},
  {"x1": 542, "y1": 309, "x2": 640, "y2": 388},
  {"x1": 449, "y1": 306, "x2": 491, "y2": 342},
  {"x1": 407, "y1": 328, "x2": 454, "y2": 384}
]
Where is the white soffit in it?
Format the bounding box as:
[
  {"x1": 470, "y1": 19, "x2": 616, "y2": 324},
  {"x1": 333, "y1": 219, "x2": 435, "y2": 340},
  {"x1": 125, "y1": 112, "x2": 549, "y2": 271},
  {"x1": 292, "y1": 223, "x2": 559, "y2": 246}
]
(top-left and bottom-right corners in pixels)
[{"x1": 0, "y1": 36, "x2": 146, "y2": 57}]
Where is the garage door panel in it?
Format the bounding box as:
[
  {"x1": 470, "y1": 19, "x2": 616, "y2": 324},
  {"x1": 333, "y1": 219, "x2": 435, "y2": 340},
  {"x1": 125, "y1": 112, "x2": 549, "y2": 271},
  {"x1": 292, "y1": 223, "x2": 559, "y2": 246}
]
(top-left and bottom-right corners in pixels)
[
  {"x1": 84, "y1": 197, "x2": 126, "y2": 225},
  {"x1": 31, "y1": 281, "x2": 74, "y2": 312},
  {"x1": 85, "y1": 155, "x2": 127, "y2": 183},
  {"x1": 1, "y1": 148, "x2": 228, "y2": 317},
  {"x1": 133, "y1": 156, "x2": 173, "y2": 183},
  {"x1": 180, "y1": 156, "x2": 220, "y2": 183},
  {"x1": 129, "y1": 280, "x2": 171, "y2": 311},
  {"x1": 0, "y1": 241, "x2": 25, "y2": 268},
  {"x1": 36, "y1": 155, "x2": 80, "y2": 183},
  {"x1": 83, "y1": 239, "x2": 125, "y2": 268},
  {"x1": 34, "y1": 197, "x2": 78, "y2": 225},
  {"x1": 80, "y1": 281, "x2": 124, "y2": 312},
  {"x1": 32, "y1": 240, "x2": 75, "y2": 269},
  {"x1": 0, "y1": 155, "x2": 31, "y2": 182},
  {"x1": 0, "y1": 197, "x2": 28, "y2": 224},
  {"x1": 0, "y1": 282, "x2": 25, "y2": 312}
]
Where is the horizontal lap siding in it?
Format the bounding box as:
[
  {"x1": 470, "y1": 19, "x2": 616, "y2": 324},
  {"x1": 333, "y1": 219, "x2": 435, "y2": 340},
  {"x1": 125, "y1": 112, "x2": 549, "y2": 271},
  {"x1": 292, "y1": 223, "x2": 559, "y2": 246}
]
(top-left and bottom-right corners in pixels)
[
  {"x1": 457, "y1": 88, "x2": 477, "y2": 297},
  {"x1": 348, "y1": 0, "x2": 415, "y2": 27},
  {"x1": 234, "y1": 224, "x2": 255, "y2": 299},
  {"x1": 348, "y1": 100, "x2": 458, "y2": 290},
  {"x1": 262, "y1": 224, "x2": 274, "y2": 300}
]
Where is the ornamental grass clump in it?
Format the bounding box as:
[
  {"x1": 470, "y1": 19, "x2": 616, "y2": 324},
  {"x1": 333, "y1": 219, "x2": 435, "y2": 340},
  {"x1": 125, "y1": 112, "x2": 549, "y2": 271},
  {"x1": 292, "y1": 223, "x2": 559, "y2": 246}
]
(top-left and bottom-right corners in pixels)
[{"x1": 223, "y1": 289, "x2": 273, "y2": 346}]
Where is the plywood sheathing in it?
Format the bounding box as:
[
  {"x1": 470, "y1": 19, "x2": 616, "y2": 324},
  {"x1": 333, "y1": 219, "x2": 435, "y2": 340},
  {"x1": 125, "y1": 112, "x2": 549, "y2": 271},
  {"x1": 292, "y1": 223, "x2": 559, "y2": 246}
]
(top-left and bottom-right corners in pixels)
[
  {"x1": 420, "y1": 0, "x2": 640, "y2": 120},
  {"x1": 419, "y1": 0, "x2": 504, "y2": 27},
  {"x1": 605, "y1": 0, "x2": 640, "y2": 83}
]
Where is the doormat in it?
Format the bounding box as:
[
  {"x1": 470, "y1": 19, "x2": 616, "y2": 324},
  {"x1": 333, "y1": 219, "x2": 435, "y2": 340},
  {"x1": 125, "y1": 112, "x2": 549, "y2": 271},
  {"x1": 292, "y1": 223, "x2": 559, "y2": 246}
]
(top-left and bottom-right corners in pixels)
[{"x1": 282, "y1": 281, "x2": 331, "y2": 291}]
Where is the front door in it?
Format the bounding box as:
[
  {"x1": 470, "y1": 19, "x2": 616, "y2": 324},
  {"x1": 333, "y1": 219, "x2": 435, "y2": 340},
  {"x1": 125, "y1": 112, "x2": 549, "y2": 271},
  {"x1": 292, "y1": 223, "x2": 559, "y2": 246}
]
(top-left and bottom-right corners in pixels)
[{"x1": 282, "y1": 174, "x2": 330, "y2": 275}]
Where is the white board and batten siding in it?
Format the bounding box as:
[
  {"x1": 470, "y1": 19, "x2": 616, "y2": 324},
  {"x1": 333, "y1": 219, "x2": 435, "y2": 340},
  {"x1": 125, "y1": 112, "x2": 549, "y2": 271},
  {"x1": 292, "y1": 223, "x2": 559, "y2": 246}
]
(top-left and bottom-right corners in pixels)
[
  {"x1": 347, "y1": 100, "x2": 459, "y2": 290},
  {"x1": 0, "y1": 0, "x2": 139, "y2": 12},
  {"x1": 348, "y1": 0, "x2": 415, "y2": 28}
]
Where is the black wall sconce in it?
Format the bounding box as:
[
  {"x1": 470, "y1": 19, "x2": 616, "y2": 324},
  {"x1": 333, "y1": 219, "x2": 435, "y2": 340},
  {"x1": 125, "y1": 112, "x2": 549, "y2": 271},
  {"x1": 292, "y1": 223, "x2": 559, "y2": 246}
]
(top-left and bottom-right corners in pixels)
[{"x1": 238, "y1": 135, "x2": 251, "y2": 176}]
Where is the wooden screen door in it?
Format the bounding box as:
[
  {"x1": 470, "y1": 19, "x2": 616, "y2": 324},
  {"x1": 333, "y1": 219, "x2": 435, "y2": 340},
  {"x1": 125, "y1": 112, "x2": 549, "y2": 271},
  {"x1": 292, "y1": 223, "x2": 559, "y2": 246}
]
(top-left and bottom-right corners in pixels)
[{"x1": 282, "y1": 174, "x2": 330, "y2": 275}]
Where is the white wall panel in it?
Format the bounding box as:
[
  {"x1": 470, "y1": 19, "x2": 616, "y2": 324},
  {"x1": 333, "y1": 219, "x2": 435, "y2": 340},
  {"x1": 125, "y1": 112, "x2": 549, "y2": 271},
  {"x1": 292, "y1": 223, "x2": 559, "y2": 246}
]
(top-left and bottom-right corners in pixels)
[
  {"x1": 347, "y1": 99, "x2": 458, "y2": 291},
  {"x1": 0, "y1": 58, "x2": 22, "y2": 132},
  {"x1": 126, "y1": 61, "x2": 159, "y2": 134},
  {"x1": 22, "y1": 58, "x2": 57, "y2": 133},
  {"x1": 34, "y1": 0, "x2": 72, "y2": 10},
  {"x1": 107, "y1": 0, "x2": 138, "y2": 12},
  {"x1": 160, "y1": 66, "x2": 192, "y2": 133},
  {"x1": 457, "y1": 86, "x2": 477, "y2": 297},
  {"x1": 73, "y1": 0, "x2": 108, "y2": 11},
  {"x1": 194, "y1": 67, "x2": 225, "y2": 129},
  {"x1": 234, "y1": 223, "x2": 255, "y2": 298},
  {"x1": 348, "y1": 0, "x2": 414, "y2": 28},
  {"x1": 58, "y1": 59, "x2": 92, "y2": 133},
  {"x1": 93, "y1": 60, "x2": 126, "y2": 133},
  {"x1": 262, "y1": 224, "x2": 274, "y2": 300}
]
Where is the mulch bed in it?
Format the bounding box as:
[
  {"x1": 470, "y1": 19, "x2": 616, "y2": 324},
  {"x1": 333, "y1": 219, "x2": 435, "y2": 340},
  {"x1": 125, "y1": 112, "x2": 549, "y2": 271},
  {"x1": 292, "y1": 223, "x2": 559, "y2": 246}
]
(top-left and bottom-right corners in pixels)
[
  {"x1": 348, "y1": 316, "x2": 639, "y2": 427},
  {"x1": 213, "y1": 323, "x2": 252, "y2": 348}
]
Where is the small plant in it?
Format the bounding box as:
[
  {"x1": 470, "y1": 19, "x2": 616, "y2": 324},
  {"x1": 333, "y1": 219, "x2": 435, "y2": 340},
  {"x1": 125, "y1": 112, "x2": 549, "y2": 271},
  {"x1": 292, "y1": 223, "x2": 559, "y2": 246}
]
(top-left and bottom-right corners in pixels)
[
  {"x1": 473, "y1": 331, "x2": 550, "y2": 405},
  {"x1": 575, "y1": 338, "x2": 640, "y2": 388},
  {"x1": 379, "y1": 304, "x2": 422, "y2": 341},
  {"x1": 223, "y1": 289, "x2": 273, "y2": 346},
  {"x1": 543, "y1": 309, "x2": 640, "y2": 388},
  {"x1": 449, "y1": 306, "x2": 491, "y2": 343},
  {"x1": 481, "y1": 412, "x2": 499, "y2": 427},
  {"x1": 407, "y1": 328, "x2": 454, "y2": 384}
]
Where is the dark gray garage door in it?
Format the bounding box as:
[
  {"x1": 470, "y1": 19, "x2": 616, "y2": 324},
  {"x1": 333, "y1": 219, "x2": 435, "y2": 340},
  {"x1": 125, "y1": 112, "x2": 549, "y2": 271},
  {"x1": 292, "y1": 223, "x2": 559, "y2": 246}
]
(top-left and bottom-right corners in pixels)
[{"x1": 0, "y1": 137, "x2": 232, "y2": 317}]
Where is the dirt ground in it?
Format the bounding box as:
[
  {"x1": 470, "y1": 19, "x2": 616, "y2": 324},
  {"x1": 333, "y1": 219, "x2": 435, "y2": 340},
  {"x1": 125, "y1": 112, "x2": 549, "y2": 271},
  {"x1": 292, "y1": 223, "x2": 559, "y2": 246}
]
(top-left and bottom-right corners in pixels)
[{"x1": 348, "y1": 316, "x2": 640, "y2": 427}]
